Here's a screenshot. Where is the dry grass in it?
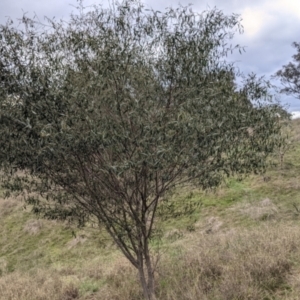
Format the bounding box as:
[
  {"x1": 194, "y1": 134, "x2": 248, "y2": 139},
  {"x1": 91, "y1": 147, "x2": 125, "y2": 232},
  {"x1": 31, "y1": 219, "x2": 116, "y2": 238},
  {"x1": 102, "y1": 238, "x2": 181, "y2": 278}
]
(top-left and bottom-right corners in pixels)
[
  {"x1": 1, "y1": 220, "x2": 300, "y2": 299},
  {"x1": 23, "y1": 219, "x2": 43, "y2": 235},
  {"x1": 157, "y1": 222, "x2": 300, "y2": 300},
  {"x1": 0, "y1": 196, "x2": 23, "y2": 218},
  {"x1": 230, "y1": 197, "x2": 278, "y2": 220},
  {"x1": 0, "y1": 269, "x2": 79, "y2": 300}
]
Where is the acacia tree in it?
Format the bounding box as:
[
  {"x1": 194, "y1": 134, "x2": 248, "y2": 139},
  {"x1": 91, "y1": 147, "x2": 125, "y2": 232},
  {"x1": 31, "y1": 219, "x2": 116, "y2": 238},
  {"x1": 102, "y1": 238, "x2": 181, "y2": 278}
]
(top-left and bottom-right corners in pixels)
[
  {"x1": 0, "y1": 1, "x2": 284, "y2": 299},
  {"x1": 275, "y1": 42, "x2": 300, "y2": 99}
]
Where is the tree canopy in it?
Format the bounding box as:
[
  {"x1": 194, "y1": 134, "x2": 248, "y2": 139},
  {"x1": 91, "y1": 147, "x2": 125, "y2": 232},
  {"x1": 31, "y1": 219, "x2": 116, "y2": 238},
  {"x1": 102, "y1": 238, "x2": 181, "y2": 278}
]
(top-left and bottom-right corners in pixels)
[
  {"x1": 0, "y1": 1, "x2": 285, "y2": 299},
  {"x1": 275, "y1": 42, "x2": 300, "y2": 99}
]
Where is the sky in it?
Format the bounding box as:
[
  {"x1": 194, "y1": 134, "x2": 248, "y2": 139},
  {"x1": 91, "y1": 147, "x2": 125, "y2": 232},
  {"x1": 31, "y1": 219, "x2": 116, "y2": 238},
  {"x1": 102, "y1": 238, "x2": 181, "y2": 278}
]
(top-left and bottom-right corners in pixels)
[{"x1": 1, "y1": 0, "x2": 300, "y2": 114}]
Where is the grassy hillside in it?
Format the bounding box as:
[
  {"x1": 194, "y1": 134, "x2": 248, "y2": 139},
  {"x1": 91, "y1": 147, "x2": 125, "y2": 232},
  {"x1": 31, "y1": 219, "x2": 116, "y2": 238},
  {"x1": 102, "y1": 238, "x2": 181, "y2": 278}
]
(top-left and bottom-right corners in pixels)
[{"x1": 1, "y1": 119, "x2": 300, "y2": 300}]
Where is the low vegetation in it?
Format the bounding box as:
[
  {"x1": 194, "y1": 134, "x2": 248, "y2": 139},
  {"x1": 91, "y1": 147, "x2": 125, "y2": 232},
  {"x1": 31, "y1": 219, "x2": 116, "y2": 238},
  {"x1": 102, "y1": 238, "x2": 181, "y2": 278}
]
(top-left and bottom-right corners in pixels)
[{"x1": 0, "y1": 118, "x2": 300, "y2": 299}]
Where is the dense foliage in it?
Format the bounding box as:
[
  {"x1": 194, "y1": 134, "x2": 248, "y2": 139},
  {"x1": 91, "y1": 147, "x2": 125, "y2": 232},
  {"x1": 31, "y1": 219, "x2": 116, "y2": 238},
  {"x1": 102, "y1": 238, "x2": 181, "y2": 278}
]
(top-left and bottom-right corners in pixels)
[{"x1": 275, "y1": 42, "x2": 300, "y2": 99}]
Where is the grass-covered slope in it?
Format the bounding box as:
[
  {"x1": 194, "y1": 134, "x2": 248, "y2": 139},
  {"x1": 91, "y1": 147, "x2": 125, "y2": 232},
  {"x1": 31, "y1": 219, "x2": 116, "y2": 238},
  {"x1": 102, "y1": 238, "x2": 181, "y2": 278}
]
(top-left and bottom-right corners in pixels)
[{"x1": 1, "y1": 119, "x2": 300, "y2": 300}]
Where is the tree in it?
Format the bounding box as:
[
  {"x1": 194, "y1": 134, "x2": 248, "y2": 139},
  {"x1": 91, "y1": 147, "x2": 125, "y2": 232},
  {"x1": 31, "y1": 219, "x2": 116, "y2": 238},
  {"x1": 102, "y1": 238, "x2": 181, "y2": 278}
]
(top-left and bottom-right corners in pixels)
[
  {"x1": 0, "y1": 1, "x2": 284, "y2": 299},
  {"x1": 275, "y1": 42, "x2": 300, "y2": 99}
]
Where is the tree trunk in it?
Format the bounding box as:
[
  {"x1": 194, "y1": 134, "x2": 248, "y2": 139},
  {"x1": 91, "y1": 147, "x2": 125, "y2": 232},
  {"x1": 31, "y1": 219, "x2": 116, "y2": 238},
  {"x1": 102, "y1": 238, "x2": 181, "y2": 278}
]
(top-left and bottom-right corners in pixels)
[
  {"x1": 138, "y1": 264, "x2": 156, "y2": 300},
  {"x1": 137, "y1": 246, "x2": 157, "y2": 300}
]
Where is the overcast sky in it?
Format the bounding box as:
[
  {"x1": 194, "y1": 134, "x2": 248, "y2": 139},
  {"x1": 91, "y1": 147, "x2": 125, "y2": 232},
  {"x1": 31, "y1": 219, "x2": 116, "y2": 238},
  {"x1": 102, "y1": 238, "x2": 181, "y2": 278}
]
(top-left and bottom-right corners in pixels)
[{"x1": 1, "y1": 0, "x2": 300, "y2": 112}]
